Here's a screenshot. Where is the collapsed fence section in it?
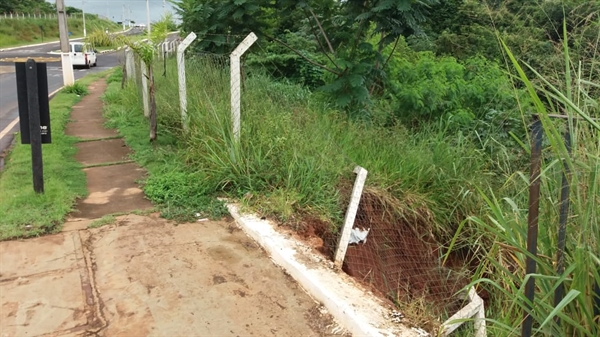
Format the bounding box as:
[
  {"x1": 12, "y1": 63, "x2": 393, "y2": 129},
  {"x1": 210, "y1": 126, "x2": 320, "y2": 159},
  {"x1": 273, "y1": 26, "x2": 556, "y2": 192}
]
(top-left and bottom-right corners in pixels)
[{"x1": 333, "y1": 167, "x2": 486, "y2": 336}]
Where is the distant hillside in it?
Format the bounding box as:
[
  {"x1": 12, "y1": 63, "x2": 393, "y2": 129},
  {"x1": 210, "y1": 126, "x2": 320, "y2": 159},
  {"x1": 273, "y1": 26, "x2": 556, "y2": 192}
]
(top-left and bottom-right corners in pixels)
[
  {"x1": 0, "y1": 14, "x2": 121, "y2": 48},
  {"x1": 0, "y1": 0, "x2": 54, "y2": 14}
]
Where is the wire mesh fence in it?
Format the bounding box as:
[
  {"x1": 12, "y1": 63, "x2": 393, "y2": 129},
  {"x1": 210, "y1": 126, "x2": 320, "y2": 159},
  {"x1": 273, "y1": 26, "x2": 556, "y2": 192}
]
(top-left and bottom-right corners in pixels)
[{"x1": 336, "y1": 188, "x2": 470, "y2": 317}]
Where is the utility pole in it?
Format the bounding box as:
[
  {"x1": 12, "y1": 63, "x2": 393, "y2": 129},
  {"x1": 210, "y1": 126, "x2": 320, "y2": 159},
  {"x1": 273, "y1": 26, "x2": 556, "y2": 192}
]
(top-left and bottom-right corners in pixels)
[
  {"x1": 56, "y1": 0, "x2": 74, "y2": 86},
  {"x1": 146, "y1": 0, "x2": 151, "y2": 35},
  {"x1": 122, "y1": 4, "x2": 125, "y2": 31},
  {"x1": 82, "y1": 0, "x2": 86, "y2": 37}
]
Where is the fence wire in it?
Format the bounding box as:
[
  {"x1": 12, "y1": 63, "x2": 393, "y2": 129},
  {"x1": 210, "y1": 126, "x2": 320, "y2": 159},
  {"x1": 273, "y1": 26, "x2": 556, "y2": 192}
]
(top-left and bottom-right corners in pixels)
[{"x1": 337, "y1": 189, "x2": 470, "y2": 317}]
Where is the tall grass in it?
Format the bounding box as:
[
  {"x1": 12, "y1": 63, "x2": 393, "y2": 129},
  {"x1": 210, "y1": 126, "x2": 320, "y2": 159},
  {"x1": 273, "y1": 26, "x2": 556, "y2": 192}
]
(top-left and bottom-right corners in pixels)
[
  {"x1": 133, "y1": 55, "x2": 508, "y2": 240},
  {"x1": 457, "y1": 23, "x2": 600, "y2": 336}
]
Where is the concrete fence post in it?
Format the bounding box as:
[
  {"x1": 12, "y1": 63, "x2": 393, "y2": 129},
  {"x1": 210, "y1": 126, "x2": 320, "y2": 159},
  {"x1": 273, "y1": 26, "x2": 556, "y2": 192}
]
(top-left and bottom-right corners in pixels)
[
  {"x1": 230, "y1": 32, "x2": 257, "y2": 142},
  {"x1": 177, "y1": 32, "x2": 197, "y2": 131},
  {"x1": 141, "y1": 60, "x2": 150, "y2": 118},
  {"x1": 125, "y1": 47, "x2": 136, "y2": 81},
  {"x1": 334, "y1": 166, "x2": 368, "y2": 269}
]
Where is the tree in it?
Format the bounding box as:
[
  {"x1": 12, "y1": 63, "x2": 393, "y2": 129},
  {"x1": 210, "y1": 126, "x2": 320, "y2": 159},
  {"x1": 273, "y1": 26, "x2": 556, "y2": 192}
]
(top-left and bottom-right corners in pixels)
[{"x1": 171, "y1": 0, "x2": 438, "y2": 117}]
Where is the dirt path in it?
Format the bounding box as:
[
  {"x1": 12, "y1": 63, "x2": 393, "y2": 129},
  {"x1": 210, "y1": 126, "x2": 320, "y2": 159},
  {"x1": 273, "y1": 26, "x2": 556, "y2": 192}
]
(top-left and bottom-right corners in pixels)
[
  {"x1": 1, "y1": 78, "x2": 349, "y2": 336},
  {"x1": 1, "y1": 214, "x2": 348, "y2": 336}
]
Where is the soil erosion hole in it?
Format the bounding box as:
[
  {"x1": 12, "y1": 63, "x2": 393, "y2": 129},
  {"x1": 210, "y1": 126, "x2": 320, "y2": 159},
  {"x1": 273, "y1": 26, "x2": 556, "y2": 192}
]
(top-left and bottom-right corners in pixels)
[{"x1": 338, "y1": 189, "x2": 469, "y2": 317}]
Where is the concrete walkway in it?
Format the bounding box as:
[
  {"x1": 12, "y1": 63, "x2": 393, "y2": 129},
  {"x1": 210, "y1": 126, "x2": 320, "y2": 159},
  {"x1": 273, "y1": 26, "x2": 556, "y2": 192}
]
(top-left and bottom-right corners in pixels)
[{"x1": 0, "y1": 79, "x2": 347, "y2": 336}]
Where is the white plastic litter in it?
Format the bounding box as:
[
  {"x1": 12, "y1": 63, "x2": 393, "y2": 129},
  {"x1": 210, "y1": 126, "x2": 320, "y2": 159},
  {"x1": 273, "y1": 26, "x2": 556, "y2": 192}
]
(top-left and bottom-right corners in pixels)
[
  {"x1": 411, "y1": 327, "x2": 430, "y2": 336},
  {"x1": 348, "y1": 227, "x2": 370, "y2": 244}
]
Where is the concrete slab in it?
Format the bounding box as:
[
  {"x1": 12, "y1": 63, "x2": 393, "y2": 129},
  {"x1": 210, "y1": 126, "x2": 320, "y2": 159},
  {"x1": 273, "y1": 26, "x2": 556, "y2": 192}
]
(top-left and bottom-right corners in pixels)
[
  {"x1": 0, "y1": 232, "x2": 79, "y2": 280},
  {"x1": 84, "y1": 215, "x2": 347, "y2": 336},
  {"x1": 69, "y1": 107, "x2": 104, "y2": 121},
  {"x1": 65, "y1": 119, "x2": 119, "y2": 140},
  {"x1": 0, "y1": 269, "x2": 88, "y2": 336},
  {"x1": 75, "y1": 138, "x2": 130, "y2": 166},
  {"x1": 70, "y1": 163, "x2": 153, "y2": 219}
]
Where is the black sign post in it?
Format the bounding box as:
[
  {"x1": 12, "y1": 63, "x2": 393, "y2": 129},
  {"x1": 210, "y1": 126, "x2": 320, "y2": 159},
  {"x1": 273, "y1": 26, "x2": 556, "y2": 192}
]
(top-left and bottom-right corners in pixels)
[{"x1": 15, "y1": 59, "x2": 51, "y2": 194}]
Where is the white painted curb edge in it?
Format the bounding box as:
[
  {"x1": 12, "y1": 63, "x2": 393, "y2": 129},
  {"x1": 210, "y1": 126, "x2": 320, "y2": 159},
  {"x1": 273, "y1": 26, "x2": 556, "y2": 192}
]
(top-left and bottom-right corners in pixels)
[{"x1": 227, "y1": 203, "x2": 419, "y2": 337}]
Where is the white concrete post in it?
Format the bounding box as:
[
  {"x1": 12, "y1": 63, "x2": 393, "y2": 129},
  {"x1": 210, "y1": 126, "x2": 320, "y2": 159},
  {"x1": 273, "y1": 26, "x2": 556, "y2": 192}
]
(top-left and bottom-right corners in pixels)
[
  {"x1": 125, "y1": 47, "x2": 135, "y2": 81},
  {"x1": 141, "y1": 60, "x2": 149, "y2": 117},
  {"x1": 334, "y1": 166, "x2": 368, "y2": 269},
  {"x1": 230, "y1": 32, "x2": 257, "y2": 142},
  {"x1": 57, "y1": 0, "x2": 74, "y2": 86},
  {"x1": 177, "y1": 32, "x2": 197, "y2": 131}
]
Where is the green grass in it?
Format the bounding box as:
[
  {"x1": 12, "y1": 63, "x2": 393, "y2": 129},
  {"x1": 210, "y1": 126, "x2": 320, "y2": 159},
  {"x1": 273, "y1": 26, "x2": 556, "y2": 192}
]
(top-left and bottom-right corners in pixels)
[
  {"x1": 103, "y1": 58, "x2": 507, "y2": 237},
  {"x1": 0, "y1": 70, "x2": 112, "y2": 240},
  {"x1": 89, "y1": 214, "x2": 116, "y2": 228},
  {"x1": 0, "y1": 15, "x2": 121, "y2": 49}
]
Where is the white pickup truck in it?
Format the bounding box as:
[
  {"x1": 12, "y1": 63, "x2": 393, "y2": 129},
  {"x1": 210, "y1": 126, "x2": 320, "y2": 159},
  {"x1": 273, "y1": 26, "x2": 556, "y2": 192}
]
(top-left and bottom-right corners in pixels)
[{"x1": 70, "y1": 42, "x2": 97, "y2": 69}]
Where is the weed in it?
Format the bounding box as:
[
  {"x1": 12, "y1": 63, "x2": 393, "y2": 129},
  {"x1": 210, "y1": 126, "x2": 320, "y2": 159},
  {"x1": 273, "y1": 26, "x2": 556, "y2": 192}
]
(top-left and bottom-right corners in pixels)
[
  {"x1": 89, "y1": 215, "x2": 116, "y2": 228},
  {"x1": 63, "y1": 82, "x2": 89, "y2": 96}
]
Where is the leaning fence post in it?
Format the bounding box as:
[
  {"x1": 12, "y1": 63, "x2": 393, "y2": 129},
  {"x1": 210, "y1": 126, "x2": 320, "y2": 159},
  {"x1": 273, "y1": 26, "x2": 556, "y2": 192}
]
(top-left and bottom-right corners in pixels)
[
  {"x1": 230, "y1": 32, "x2": 257, "y2": 143},
  {"x1": 177, "y1": 32, "x2": 197, "y2": 132},
  {"x1": 334, "y1": 166, "x2": 368, "y2": 269},
  {"x1": 141, "y1": 60, "x2": 149, "y2": 118}
]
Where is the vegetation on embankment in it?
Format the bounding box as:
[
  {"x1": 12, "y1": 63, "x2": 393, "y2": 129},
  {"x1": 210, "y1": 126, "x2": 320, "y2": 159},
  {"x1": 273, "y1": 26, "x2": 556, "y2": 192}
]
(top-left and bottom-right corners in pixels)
[
  {"x1": 0, "y1": 71, "x2": 110, "y2": 240},
  {"x1": 0, "y1": 15, "x2": 121, "y2": 48},
  {"x1": 104, "y1": 33, "x2": 598, "y2": 336}
]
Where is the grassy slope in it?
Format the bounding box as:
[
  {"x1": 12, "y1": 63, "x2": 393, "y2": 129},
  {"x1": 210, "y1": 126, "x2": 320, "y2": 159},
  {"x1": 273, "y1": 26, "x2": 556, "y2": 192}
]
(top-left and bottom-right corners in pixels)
[
  {"x1": 0, "y1": 70, "x2": 111, "y2": 240},
  {"x1": 103, "y1": 58, "x2": 507, "y2": 240},
  {"x1": 0, "y1": 15, "x2": 121, "y2": 48}
]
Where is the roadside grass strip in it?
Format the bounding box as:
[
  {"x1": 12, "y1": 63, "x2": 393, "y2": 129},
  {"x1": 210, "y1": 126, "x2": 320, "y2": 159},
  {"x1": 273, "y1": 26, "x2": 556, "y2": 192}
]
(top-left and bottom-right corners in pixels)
[{"x1": 0, "y1": 70, "x2": 111, "y2": 240}]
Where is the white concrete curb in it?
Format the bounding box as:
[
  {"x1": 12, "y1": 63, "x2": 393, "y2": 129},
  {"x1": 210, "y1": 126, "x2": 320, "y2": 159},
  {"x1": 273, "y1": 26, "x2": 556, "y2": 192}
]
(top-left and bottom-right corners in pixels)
[{"x1": 227, "y1": 203, "x2": 420, "y2": 337}]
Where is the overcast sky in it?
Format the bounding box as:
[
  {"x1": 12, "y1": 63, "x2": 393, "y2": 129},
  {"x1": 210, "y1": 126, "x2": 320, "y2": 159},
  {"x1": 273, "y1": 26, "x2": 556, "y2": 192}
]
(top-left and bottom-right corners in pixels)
[{"x1": 48, "y1": 0, "x2": 178, "y2": 24}]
